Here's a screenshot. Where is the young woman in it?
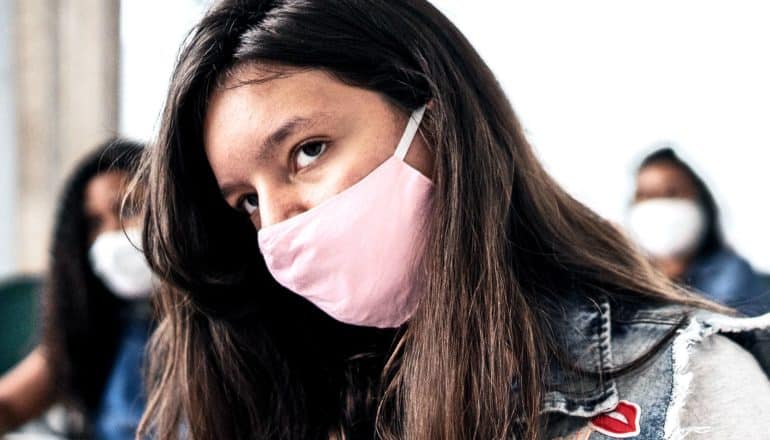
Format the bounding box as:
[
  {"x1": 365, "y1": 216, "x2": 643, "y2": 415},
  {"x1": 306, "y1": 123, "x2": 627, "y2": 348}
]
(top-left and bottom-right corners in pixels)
[
  {"x1": 629, "y1": 147, "x2": 770, "y2": 316},
  {"x1": 0, "y1": 140, "x2": 153, "y2": 439},
  {"x1": 136, "y1": 1, "x2": 770, "y2": 439}
]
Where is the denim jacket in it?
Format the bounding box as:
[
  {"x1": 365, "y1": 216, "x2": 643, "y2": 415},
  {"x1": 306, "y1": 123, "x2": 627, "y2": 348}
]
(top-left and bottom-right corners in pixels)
[
  {"x1": 543, "y1": 295, "x2": 770, "y2": 439},
  {"x1": 93, "y1": 305, "x2": 152, "y2": 440},
  {"x1": 685, "y1": 248, "x2": 770, "y2": 316}
]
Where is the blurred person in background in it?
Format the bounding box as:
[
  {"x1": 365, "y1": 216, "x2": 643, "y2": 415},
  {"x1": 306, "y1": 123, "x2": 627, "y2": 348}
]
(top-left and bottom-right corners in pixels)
[
  {"x1": 629, "y1": 147, "x2": 770, "y2": 316},
  {"x1": 0, "y1": 140, "x2": 152, "y2": 439}
]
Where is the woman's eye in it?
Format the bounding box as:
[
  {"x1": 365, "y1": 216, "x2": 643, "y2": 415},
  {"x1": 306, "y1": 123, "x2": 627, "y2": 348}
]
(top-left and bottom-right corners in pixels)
[
  {"x1": 294, "y1": 141, "x2": 327, "y2": 169},
  {"x1": 239, "y1": 194, "x2": 259, "y2": 215}
]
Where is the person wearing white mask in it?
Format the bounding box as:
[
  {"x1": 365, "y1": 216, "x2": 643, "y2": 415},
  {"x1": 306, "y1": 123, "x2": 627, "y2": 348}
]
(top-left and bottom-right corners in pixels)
[
  {"x1": 629, "y1": 147, "x2": 769, "y2": 316},
  {"x1": 0, "y1": 140, "x2": 154, "y2": 439}
]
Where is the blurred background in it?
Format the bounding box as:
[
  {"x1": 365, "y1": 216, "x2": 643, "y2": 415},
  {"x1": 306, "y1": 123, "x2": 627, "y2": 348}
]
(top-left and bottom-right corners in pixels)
[{"x1": 1, "y1": 0, "x2": 768, "y2": 277}]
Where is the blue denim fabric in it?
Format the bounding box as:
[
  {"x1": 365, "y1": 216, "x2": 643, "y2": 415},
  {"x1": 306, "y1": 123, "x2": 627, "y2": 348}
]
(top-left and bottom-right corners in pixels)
[
  {"x1": 685, "y1": 248, "x2": 770, "y2": 316},
  {"x1": 92, "y1": 316, "x2": 151, "y2": 440},
  {"x1": 543, "y1": 295, "x2": 770, "y2": 439}
]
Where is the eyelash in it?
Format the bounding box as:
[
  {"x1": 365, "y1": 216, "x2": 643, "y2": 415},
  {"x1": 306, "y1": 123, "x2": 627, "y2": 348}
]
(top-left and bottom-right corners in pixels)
[
  {"x1": 291, "y1": 139, "x2": 329, "y2": 172},
  {"x1": 236, "y1": 194, "x2": 259, "y2": 216},
  {"x1": 234, "y1": 138, "x2": 330, "y2": 216}
]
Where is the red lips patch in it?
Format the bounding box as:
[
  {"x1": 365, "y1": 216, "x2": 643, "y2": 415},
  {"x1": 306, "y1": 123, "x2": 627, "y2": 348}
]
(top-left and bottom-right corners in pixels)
[{"x1": 589, "y1": 400, "x2": 641, "y2": 438}]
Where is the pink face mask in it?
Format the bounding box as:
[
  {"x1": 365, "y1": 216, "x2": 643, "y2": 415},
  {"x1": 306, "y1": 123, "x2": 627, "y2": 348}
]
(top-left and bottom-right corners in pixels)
[{"x1": 257, "y1": 106, "x2": 432, "y2": 328}]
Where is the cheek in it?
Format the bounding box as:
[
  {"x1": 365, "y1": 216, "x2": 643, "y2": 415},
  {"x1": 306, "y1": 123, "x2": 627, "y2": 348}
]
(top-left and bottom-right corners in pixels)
[
  {"x1": 296, "y1": 147, "x2": 387, "y2": 212},
  {"x1": 311, "y1": 165, "x2": 369, "y2": 205},
  {"x1": 330, "y1": 147, "x2": 389, "y2": 191}
]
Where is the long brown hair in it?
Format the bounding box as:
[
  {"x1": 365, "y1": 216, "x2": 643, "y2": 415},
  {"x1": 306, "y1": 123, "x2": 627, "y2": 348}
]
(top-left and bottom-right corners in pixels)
[
  {"x1": 136, "y1": 1, "x2": 709, "y2": 438},
  {"x1": 42, "y1": 140, "x2": 143, "y2": 420}
]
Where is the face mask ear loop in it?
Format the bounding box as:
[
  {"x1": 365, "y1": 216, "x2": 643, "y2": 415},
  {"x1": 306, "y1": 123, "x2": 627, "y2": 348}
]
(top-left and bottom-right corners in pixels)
[{"x1": 393, "y1": 105, "x2": 427, "y2": 161}]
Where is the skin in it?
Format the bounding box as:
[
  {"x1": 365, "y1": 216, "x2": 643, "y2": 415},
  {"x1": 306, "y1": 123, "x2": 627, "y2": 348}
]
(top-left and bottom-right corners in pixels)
[
  {"x1": 633, "y1": 162, "x2": 700, "y2": 279},
  {"x1": 0, "y1": 348, "x2": 52, "y2": 433},
  {"x1": 204, "y1": 64, "x2": 433, "y2": 230},
  {"x1": 84, "y1": 171, "x2": 139, "y2": 244},
  {"x1": 0, "y1": 171, "x2": 133, "y2": 433}
]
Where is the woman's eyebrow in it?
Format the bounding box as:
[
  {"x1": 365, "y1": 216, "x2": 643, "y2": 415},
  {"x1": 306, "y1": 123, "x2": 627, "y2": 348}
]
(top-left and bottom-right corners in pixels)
[
  {"x1": 220, "y1": 182, "x2": 246, "y2": 200},
  {"x1": 220, "y1": 112, "x2": 333, "y2": 199},
  {"x1": 257, "y1": 112, "x2": 331, "y2": 161}
]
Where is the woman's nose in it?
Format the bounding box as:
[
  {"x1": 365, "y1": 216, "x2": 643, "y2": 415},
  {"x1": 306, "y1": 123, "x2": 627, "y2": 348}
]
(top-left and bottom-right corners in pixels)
[
  {"x1": 256, "y1": 186, "x2": 309, "y2": 228},
  {"x1": 104, "y1": 216, "x2": 123, "y2": 233}
]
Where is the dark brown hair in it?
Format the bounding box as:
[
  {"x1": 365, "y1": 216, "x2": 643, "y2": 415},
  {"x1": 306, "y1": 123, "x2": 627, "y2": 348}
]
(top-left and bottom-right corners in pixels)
[
  {"x1": 42, "y1": 139, "x2": 143, "y2": 418},
  {"x1": 136, "y1": 1, "x2": 707, "y2": 438}
]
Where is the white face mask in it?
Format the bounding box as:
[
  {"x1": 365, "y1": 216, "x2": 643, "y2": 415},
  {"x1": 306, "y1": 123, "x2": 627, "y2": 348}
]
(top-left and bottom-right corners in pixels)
[
  {"x1": 627, "y1": 198, "x2": 706, "y2": 259},
  {"x1": 88, "y1": 227, "x2": 154, "y2": 299}
]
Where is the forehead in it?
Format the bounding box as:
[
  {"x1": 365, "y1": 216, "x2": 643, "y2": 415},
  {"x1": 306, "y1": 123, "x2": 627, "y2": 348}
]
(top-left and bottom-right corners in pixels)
[
  {"x1": 637, "y1": 162, "x2": 699, "y2": 194},
  {"x1": 203, "y1": 65, "x2": 381, "y2": 149},
  {"x1": 639, "y1": 162, "x2": 687, "y2": 183},
  {"x1": 216, "y1": 64, "x2": 346, "y2": 102}
]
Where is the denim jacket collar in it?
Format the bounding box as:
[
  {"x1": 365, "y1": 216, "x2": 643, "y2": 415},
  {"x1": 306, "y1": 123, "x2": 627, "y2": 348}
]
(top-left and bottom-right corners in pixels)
[
  {"x1": 540, "y1": 296, "x2": 620, "y2": 417},
  {"x1": 539, "y1": 293, "x2": 690, "y2": 418}
]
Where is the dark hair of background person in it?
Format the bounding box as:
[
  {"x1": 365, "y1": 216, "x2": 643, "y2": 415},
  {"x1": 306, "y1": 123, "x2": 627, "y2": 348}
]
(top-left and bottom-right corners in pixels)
[
  {"x1": 41, "y1": 139, "x2": 144, "y2": 415},
  {"x1": 134, "y1": 1, "x2": 717, "y2": 439},
  {"x1": 638, "y1": 147, "x2": 724, "y2": 259}
]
